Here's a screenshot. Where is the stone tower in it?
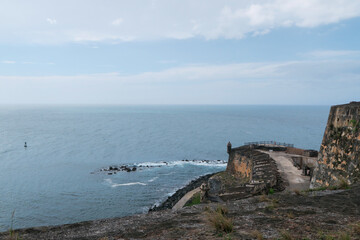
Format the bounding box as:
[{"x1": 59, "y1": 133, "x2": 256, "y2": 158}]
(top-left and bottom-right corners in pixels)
[{"x1": 310, "y1": 102, "x2": 360, "y2": 188}]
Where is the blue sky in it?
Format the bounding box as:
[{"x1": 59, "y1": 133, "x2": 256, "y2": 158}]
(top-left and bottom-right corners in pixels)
[{"x1": 0, "y1": 0, "x2": 360, "y2": 105}]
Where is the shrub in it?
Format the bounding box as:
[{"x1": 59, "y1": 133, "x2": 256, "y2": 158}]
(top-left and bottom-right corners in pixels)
[
  {"x1": 279, "y1": 230, "x2": 294, "y2": 240},
  {"x1": 251, "y1": 230, "x2": 264, "y2": 240},
  {"x1": 207, "y1": 211, "x2": 233, "y2": 233},
  {"x1": 286, "y1": 212, "x2": 295, "y2": 219},
  {"x1": 352, "y1": 222, "x2": 360, "y2": 235},
  {"x1": 206, "y1": 205, "x2": 233, "y2": 233},
  {"x1": 259, "y1": 194, "x2": 270, "y2": 202},
  {"x1": 338, "y1": 232, "x2": 351, "y2": 240},
  {"x1": 338, "y1": 178, "x2": 349, "y2": 189},
  {"x1": 216, "y1": 205, "x2": 228, "y2": 215}
]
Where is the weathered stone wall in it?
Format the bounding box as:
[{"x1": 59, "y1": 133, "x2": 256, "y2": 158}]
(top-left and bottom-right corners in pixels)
[
  {"x1": 226, "y1": 146, "x2": 253, "y2": 181},
  {"x1": 310, "y1": 102, "x2": 360, "y2": 188},
  {"x1": 208, "y1": 147, "x2": 280, "y2": 201}
]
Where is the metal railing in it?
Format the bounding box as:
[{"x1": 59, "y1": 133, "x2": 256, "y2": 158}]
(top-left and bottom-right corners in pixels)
[{"x1": 244, "y1": 141, "x2": 294, "y2": 147}]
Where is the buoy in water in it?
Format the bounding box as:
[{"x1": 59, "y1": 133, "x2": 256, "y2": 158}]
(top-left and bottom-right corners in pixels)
[{"x1": 24, "y1": 142, "x2": 27, "y2": 148}]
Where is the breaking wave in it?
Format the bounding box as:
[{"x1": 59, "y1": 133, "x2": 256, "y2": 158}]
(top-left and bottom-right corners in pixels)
[{"x1": 105, "y1": 178, "x2": 147, "y2": 187}]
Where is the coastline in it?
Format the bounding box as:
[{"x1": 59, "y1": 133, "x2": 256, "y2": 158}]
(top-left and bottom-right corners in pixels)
[{"x1": 149, "y1": 172, "x2": 217, "y2": 211}]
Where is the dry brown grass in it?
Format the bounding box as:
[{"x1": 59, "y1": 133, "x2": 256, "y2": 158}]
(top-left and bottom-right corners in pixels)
[
  {"x1": 352, "y1": 221, "x2": 360, "y2": 235},
  {"x1": 286, "y1": 212, "x2": 295, "y2": 219},
  {"x1": 251, "y1": 230, "x2": 264, "y2": 240},
  {"x1": 215, "y1": 205, "x2": 229, "y2": 215},
  {"x1": 279, "y1": 230, "x2": 294, "y2": 240},
  {"x1": 205, "y1": 205, "x2": 233, "y2": 233},
  {"x1": 259, "y1": 194, "x2": 270, "y2": 202}
]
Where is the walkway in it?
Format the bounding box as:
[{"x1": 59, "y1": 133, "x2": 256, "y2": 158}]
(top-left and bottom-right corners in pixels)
[
  {"x1": 259, "y1": 150, "x2": 310, "y2": 191},
  {"x1": 172, "y1": 187, "x2": 200, "y2": 211}
]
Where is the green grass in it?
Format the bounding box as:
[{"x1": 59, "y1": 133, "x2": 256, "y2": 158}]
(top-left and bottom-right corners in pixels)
[{"x1": 185, "y1": 192, "x2": 201, "y2": 207}]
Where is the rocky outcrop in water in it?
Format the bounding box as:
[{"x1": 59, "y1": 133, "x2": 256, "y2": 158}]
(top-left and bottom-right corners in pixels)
[{"x1": 95, "y1": 159, "x2": 226, "y2": 175}]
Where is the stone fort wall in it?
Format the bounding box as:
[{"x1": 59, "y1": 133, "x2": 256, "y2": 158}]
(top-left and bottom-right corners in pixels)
[{"x1": 310, "y1": 102, "x2": 360, "y2": 188}]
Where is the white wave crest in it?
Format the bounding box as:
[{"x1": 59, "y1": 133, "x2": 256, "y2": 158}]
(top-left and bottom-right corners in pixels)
[
  {"x1": 135, "y1": 159, "x2": 226, "y2": 168},
  {"x1": 148, "y1": 177, "x2": 158, "y2": 182},
  {"x1": 105, "y1": 178, "x2": 147, "y2": 187}
]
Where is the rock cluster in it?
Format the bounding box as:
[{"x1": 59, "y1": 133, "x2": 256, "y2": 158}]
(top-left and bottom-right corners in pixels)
[{"x1": 101, "y1": 165, "x2": 137, "y2": 174}]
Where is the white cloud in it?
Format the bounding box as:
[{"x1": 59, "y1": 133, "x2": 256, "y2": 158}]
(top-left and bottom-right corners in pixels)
[
  {"x1": 111, "y1": 18, "x2": 123, "y2": 26},
  {"x1": 46, "y1": 18, "x2": 57, "y2": 25},
  {"x1": 0, "y1": 0, "x2": 359, "y2": 43},
  {"x1": 0, "y1": 60, "x2": 359, "y2": 104},
  {"x1": 1, "y1": 60, "x2": 16, "y2": 64}
]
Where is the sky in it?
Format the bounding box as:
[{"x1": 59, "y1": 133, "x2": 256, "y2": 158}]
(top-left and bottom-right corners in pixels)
[{"x1": 0, "y1": 0, "x2": 360, "y2": 105}]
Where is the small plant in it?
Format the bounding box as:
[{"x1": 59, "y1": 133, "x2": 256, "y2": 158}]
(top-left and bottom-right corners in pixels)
[
  {"x1": 265, "y1": 204, "x2": 276, "y2": 212},
  {"x1": 306, "y1": 181, "x2": 351, "y2": 192},
  {"x1": 223, "y1": 234, "x2": 232, "y2": 240},
  {"x1": 264, "y1": 198, "x2": 279, "y2": 212},
  {"x1": 206, "y1": 205, "x2": 233, "y2": 233},
  {"x1": 350, "y1": 119, "x2": 357, "y2": 127},
  {"x1": 207, "y1": 211, "x2": 233, "y2": 233},
  {"x1": 216, "y1": 205, "x2": 229, "y2": 215},
  {"x1": 338, "y1": 232, "x2": 351, "y2": 240},
  {"x1": 306, "y1": 186, "x2": 328, "y2": 192},
  {"x1": 294, "y1": 189, "x2": 301, "y2": 195},
  {"x1": 259, "y1": 194, "x2": 270, "y2": 202},
  {"x1": 338, "y1": 178, "x2": 349, "y2": 189},
  {"x1": 294, "y1": 189, "x2": 306, "y2": 196},
  {"x1": 251, "y1": 230, "x2": 264, "y2": 240},
  {"x1": 352, "y1": 221, "x2": 360, "y2": 235},
  {"x1": 317, "y1": 231, "x2": 335, "y2": 240},
  {"x1": 203, "y1": 206, "x2": 211, "y2": 212},
  {"x1": 268, "y1": 188, "x2": 275, "y2": 194},
  {"x1": 279, "y1": 230, "x2": 294, "y2": 240},
  {"x1": 286, "y1": 212, "x2": 295, "y2": 219},
  {"x1": 8, "y1": 210, "x2": 21, "y2": 240}
]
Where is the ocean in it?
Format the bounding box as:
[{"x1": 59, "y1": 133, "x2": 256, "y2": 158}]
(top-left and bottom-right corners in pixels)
[{"x1": 0, "y1": 105, "x2": 329, "y2": 231}]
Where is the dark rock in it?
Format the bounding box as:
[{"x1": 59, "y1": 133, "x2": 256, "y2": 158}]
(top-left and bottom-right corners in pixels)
[{"x1": 149, "y1": 173, "x2": 216, "y2": 212}]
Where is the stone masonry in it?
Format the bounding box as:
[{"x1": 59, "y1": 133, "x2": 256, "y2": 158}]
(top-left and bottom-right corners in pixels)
[{"x1": 310, "y1": 102, "x2": 360, "y2": 188}]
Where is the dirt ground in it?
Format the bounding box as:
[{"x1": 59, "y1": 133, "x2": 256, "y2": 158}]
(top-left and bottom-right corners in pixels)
[{"x1": 1, "y1": 184, "x2": 359, "y2": 240}]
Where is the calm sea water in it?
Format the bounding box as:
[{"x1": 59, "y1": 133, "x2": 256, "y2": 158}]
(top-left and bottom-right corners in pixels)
[{"x1": 0, "y1": 105, "x2": 329, "y2": 230}]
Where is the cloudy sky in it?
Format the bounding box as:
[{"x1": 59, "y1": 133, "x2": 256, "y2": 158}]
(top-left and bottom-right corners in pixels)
[{"x1": 0, "y1": 0, "x2": 360, "y2": 105}]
